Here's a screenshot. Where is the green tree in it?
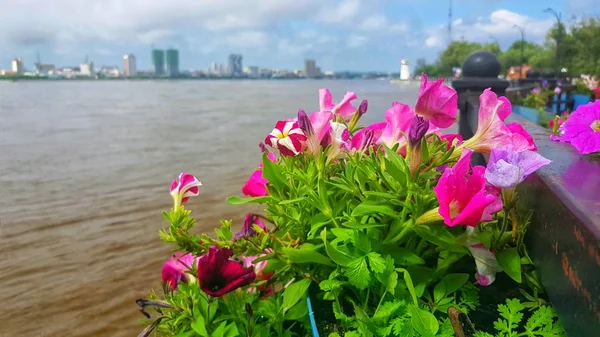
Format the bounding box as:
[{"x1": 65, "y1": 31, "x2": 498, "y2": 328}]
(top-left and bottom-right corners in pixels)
[
  {"x1": 413, "y1": 58, "x2": 443, "y2": 77},
  {"x1": 438, "y1": 41, "x2": 484, "y2": 75}
]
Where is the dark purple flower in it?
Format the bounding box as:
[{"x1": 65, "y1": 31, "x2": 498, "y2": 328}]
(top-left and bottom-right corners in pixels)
[
  {"x1": 408, "y1": 116, "x2": 429, "y2": 148},
  {"x1": 197, "y1": 247, "x2": 256, "y2": 297},
  {"x1": 484, "y1": 146, "x2": 551, "y2": 189},
  {"x1": 234, "y1": 213, "x2": 267, "y2": 240},
  {"x1": 297, "y1": 109, "x2": 314, "y2": 137},
  {"x1": 358, "y1": 99, "x2": 368, "y2": 116}
]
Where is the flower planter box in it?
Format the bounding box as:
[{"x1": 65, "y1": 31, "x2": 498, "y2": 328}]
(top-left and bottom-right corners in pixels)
[
  {"x1": 573, "y1": 94, "x2": 592, "y2": 110},
  {"x1": 512, "y1": 105, "x2": 555, "y2": 125},
  {"x1": 551, "y1": 93, "x2": 567, "y2": 113},
  {"x1": 500, "y1": 116, "x2": 600, "y2": 337}
]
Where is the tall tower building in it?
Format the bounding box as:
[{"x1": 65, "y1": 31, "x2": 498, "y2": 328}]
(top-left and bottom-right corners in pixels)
[
  {"x1": 11, "y1": 58, "x2": 24, "y2": 74},
  {"x1": 304, "y1": 59, "x2": 319, "y2": 78},
  {"x1": 228, "y1": 54, "x2": 243, "y2": 77},
  {"x1": 123, "y1": 54, "x2": 137, "y2": 76},
  {"x1": 152, "y1": 49, "x2": 165, "y2": 75},
  {"x1": 166, "y1": 49, "x2": 179, "y2": 77}
]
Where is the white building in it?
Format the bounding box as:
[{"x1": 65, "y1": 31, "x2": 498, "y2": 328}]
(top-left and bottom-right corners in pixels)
[
  {"x1": 245, "y1": 66, "x2": 259, "y2": 78},
  {"x1": 12, "y1": 58, "x2": 24, "y2": 74},
  {"x1": 400, "y1": 59, "x2": 410, "y2": 80},
  {"x1": 80, "y1": 61, "x2": 94, "y2": 76},
  {"x1": 123, "y1": 54, "x2": 137, "y2": 76}
]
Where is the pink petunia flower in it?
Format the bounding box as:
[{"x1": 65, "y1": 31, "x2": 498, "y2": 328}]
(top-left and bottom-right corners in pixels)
[
  {"x1": 265, "y1": 120, "x2": 307, "y2": 156},
  {"x1": 461, "y1": 89, "x2": 533, "y2": 154},
  {"x1": 414, "y1": 73, "x2": 458, "y2": 128},
  {"x1": 170, "y1": 173, "x2": 202, "y2": 208},
  {"x1": 162, "y1": 252, "x2": 199, "y2": 290},
  {"x1": 433, "y1": 149, "x2": 503, "y2": 227},
  {"x1": 550, "y1": 100, "x2": 600, "y2": 154},
  {"x1": 241, "y1": 153, "x2": 277, "y2": 197},
  {"x1": 318, "y1": 88, "x2": 358, "y2": 120}
]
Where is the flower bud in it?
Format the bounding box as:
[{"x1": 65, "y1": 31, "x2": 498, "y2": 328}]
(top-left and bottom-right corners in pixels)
[
  {"x1": 170, "y1": 173, "x2": 202, "y2": 209},
  {"x1": 258, "y1": 142, "x2": 267, "y2": 153},
  {"x1": 408, "y1": 116, "x2": 429, "y2": 148},
  {"x1": 297, "y1": 109, "x2": 314, "y2": 137},
  {"x1": 358, "y1": 99, "x2": 368, "y2": 116}
]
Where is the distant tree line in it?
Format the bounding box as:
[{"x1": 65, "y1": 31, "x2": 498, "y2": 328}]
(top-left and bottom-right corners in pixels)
[{"x1": 415, "y1": 17, "x2": 600, "y2": 77}]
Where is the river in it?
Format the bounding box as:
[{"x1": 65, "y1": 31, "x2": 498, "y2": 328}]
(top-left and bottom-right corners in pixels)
[{"x1": 0, "y1": 79, "x2": 422, "y2": 336}]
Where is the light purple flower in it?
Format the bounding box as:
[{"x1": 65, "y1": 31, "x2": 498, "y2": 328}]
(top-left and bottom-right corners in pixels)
[
  {"x1": 554, "y1": 87, "x2": 562, "y2": 95},
  {"x1": 485, "y1": 146, "x2": 551, "y2": 189},
  {"x1": 551, "y1": 100, "x2": 600, "y2": 154},
  {"x1": 531, "y1": 88, "x2": 541, "y2": 94}
]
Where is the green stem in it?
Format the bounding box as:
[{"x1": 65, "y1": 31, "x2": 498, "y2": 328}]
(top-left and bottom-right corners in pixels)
[
  {"x1": 363, "y1": 288, "x2": 370, "y2": 311},
  {"x1": 374, "y1": 289, "x2": 388, "y2": 316},
  {"x1": 493, "y1": 208, "x2": 510, "y2": 249}
]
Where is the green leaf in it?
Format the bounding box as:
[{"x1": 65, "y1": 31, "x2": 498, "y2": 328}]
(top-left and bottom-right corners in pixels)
[
  {"x1": 496, "y1": 248, "x2": 522, "y2": 283},
  {"x1": 387, "y1": 247, "x2": 425, "y2": 266},
  {"x1": 281, "y1": 246, "x2": 334, "y2": 266},
  {"x1": 373, "y1": 300, "x2": 405, "y2": 322},
  {"x1": 397, "y1": 268, "x2": 418, "y2": 306},
  {"x1": 351, "y1": 202, "x2": 398, "y2": 218},
  {"x1": 211, "y1": 322, "x2": 227, "y2": 337},
  {"x1": 282, "y1": 278, "x2": 311, "y2": 312},
  {"x1": 345, "y1": 257, "x2": 371, "y2": 289},
  {"x1": 261, "y1": 153, "x2": 287, "y2": 191},
  {"x1": 284, "y1": 299, "x2": 308, "y2": 320},
  {"x1": 226, "y1": 196, "x2": 271, "y2": 205},
  {"x1": 279, "y1": 197, "x2": 307, "y2": 205},
  {"x1": 367, "y1": 252, "x2": 386, "y2": 274},
  {"x1": 433, "y1": 273, "x2": 469, "y2": 302},
  {"x1": 420, "y1": 136, "x2": 430, "y2": 164},
  {"x1": 387, "y1": 271, "x2": 399, "y2": 295},
  {"x1": 410, "y1": 305, "x2": 439, "y2": 335},
  {"x1": 321, "y1": 228, "x2": 353, "y2": 266},
  {"x1": 222, "y1": 322, "x2": 239, "y2": 337},
  {"x1": 413, "y1": 223, "x2": 464, "y2": 251},
  {"x1": 191, "y1": 315, "x2": 209, "y2": 337}
]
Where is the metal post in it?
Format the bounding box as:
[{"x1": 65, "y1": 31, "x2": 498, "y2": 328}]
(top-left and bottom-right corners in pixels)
[
  {"x1": 452, "y1": 51, "x2": 509, "y2": 166},
  {"x1": 513, "y1": 25, "x2": 525, "y2": 80},
  {"x1": 543, "y1": 8, "x2": 562, "y2": 73}
]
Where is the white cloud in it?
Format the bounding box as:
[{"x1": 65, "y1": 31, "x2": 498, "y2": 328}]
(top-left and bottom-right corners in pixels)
[
  {"x1": 359, "y1": 14, "x2": 387, "y2": 31},
  {"x1": 424, "y1": 9, "x2": 554, "y2": 49},
  {"x1": 316, "y1": 0, "x2": 361, "y2": 24},
  {"x1": 425, "y1": 36, "x2": 443, "y2": 48},
  {"x1": 347, "y1": 34, "x2": 368, "y2": 48}
]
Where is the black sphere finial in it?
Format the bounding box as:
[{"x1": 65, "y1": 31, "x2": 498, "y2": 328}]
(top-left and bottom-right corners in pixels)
[{"x1": 461, "y1": 51, "x2": 501, "y2": 78}]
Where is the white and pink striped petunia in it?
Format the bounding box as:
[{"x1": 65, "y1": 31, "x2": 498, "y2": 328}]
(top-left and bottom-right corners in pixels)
[
  {"x1": 265, "y1": 121, "x2": 307, "y2": 156},
  {"x1": 170, "y1": 172, "x2": 202, "y2": 208}
]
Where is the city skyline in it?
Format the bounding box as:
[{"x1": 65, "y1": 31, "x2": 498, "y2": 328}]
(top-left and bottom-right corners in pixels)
[{"x1": 0, "y1": 1, "x2": 595, "y2": 72}]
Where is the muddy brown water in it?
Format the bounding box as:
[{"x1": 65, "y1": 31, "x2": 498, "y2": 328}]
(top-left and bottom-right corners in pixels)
[{"x1": 0, "y1": 79, "x2": 425, "y2": 336}]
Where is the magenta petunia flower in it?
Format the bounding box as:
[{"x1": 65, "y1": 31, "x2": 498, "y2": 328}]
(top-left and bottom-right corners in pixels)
[
  {"x1": 485, "y1": 146, "x2": 551, "y2": 189},
  {"x1": 318, "y1": 88, "x2": 358, "y2": 120},
  {"x1": 197, "y1": 247, "x2": 256, "y2": 297},
  {"x1": 350, "y1": 122, "x2": 386, "y2": 153},
  {"x1": 378, "y1": 102, "x2": 416, "y2": 149},
  {"x1": 506, "y1": 122, "x2": 537, "y2": 151},
  {"x1": 462, "y1": 89, "x2": 533, "y2": 154},
  {"x1": 162, "y1": 252, "x2": 199, "y2": 290},
  {"x1": 265, "y1": 120, "x2": 307, "y2": 156},
  {"x1": 234, "y1": 213, "x2": 267, "y2": 240},
  {"x1": 170, "y1": 173, "x2": 202, "y2": 208},
  {"x1": 551, "y1": 100, "x2": 600, "y2": 154},
  {"x1": 414, "y1": 73, "x2": 458, "y2": 128},
  {"x1": 433, "y1": 149, "x2": 503, "y2": 227},
  {"x1": 241, "y1": 153, "x2": 277, "y2": 197}
]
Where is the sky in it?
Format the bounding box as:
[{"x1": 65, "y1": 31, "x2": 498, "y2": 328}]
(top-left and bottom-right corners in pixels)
[{"x1": 0, "y1": 0, "x2": 598, "y2": 72}]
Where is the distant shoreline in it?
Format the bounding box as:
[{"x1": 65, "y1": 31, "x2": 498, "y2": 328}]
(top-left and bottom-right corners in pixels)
[{"x1": 0, "y1": 75, "x2": 405, "y2": 82}]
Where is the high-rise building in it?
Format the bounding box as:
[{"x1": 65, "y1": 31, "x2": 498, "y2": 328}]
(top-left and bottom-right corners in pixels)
[
  {"x1": 123, "y1": 54, "x2": 137, "y2": 76},
  {"x1": 152, "y1": 49, "x2": 165, "y2": 75},
  {"x1": 165, "y1": 49, "x2": 179, "y2": 77},
  {"x1": 11, "y1": 58, "x2": 24, "y2": 74},
  {"x1": 228, "y1": 54, "x2": 243, "y2": 77},
  {"x1": 304, "y1": 59, "x2": 320, "y2": 78},
  {"x1": 80, "y1": 61, "x2": 94, "y2": 76}
]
